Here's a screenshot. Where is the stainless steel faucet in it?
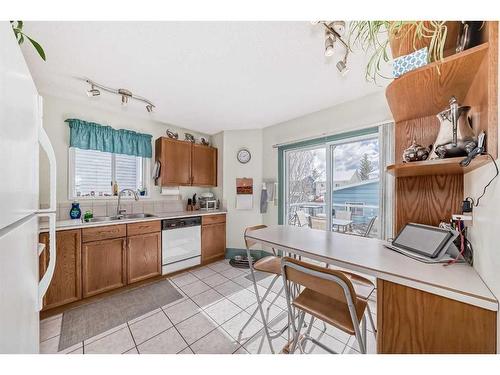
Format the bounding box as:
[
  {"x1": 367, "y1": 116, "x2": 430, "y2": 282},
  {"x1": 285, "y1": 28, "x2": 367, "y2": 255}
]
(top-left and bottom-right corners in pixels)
[{"x1": 117, "y1": 189, "x2": 139, "y2": 216}]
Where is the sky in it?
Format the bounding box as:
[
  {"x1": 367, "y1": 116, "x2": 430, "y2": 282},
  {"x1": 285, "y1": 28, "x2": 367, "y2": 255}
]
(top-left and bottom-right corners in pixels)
[{"x1": 310, "y1": 138, "x2": 379, "y2": 181}]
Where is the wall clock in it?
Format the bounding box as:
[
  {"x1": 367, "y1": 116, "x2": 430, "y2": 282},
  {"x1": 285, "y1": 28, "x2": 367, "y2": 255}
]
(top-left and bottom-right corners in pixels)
[{"x1": 237, "y1": 148, "x2": 251, "y2": 164}]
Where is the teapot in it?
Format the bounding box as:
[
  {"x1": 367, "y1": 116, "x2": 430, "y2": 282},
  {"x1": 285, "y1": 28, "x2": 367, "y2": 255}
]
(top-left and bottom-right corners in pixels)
[{"x1": 429, "y1": 96, "x2": 477, "y2": 159}]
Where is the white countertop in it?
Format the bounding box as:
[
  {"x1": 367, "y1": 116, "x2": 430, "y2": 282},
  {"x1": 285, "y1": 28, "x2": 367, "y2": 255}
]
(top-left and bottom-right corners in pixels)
[
  {"x1": 39, "y1": 209, "x2": 227, "y2": 232},
  {"x1": 246, "y1": 225, "x2": 498, "y2": 311}
]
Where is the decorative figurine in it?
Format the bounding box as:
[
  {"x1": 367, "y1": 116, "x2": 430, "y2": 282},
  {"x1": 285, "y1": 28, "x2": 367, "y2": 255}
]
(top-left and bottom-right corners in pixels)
[
  {"x1": 166, "y1": 129, "x2": 179, "y2": 139},
  {"x1": 200, "y1": 137, "x2": 210, "y2": 146},
  {"x1": 402, "y1": 139, "x2": 432, "y2": 163},
  {"x1": 184, "y1": 133, "x2": 195, "y2": 143},
  {"x1": 429, "y1": 96, "x2": 477, "y2": 159}
]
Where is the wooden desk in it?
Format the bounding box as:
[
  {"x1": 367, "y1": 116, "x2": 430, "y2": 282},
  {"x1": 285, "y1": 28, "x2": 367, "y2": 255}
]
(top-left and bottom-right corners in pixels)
[{"x1": 245, "y1": 225, "x2": 498, "y2": 353}]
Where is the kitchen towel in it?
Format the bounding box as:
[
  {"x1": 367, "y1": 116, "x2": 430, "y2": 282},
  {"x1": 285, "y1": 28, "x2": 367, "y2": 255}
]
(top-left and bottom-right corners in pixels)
[{"x1": 260, "y1": 183, "x2": 268, "y2": 213}]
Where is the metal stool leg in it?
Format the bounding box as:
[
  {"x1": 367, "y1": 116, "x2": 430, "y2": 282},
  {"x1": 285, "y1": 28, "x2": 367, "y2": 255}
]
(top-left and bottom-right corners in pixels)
[
  {"x1": 290, "y1": 310, "x2": 305, "y2": 354},
  {"x1": 239, "y1": 274, "x2": 280, "y2": 335},
  {"x1": 366, "y1": 304, "x2": 377, "y2": 337}
]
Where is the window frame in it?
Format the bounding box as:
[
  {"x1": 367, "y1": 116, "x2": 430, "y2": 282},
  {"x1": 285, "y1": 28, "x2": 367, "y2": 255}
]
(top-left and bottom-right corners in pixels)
[{"x1": 68, "y1": 147, "x2": 151, "y2": 200}]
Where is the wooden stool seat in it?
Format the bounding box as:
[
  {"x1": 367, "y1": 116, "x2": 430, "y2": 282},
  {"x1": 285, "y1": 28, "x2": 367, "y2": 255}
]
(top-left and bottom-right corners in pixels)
[
  {"x1": 341, "y1": 271, "x2": 375, "y2": 300},
  {"x1": 254, "y1": 256, "x2": 281, "y2": 275},
  {"x1": 292, "y1": 289, "x2": 367, "y2": 335}
]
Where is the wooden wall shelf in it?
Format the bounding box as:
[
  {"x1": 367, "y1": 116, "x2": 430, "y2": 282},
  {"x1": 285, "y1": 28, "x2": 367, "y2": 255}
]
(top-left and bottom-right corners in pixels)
[
  {"x1": 387, "y1": 155, "x2": 491, "y2": 177},
  {"x1": 386, "y1": 43, "x2": 489, "y2": 123}
]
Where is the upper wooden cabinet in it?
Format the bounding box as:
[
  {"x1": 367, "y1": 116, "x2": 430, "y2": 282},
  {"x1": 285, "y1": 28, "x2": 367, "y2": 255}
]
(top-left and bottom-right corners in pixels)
[
  {"x1": 39, "y1": 229, "x2": 82, "y2": 310},
  {"x1": 155, "y1": 137, "x2": 217, "y2": 187},
  {"x1": 192, "y1": 144, "x2": 217, "y2": 186}
]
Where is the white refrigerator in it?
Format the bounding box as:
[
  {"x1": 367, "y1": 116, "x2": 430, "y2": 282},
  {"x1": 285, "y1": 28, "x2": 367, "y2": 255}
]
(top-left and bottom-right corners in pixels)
[{"x1": 0, "y1": 21, "x2": 57, "y2": 353}]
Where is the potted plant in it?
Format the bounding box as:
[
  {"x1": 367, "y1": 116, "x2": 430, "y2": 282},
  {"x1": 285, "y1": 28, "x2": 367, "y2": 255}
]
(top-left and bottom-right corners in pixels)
[
  {"x1": 348, "y1": 21, "x2": 460, "y2": 82},
  {"x1": 10, "y1": 21, "x2": 46, "y2": 61}
]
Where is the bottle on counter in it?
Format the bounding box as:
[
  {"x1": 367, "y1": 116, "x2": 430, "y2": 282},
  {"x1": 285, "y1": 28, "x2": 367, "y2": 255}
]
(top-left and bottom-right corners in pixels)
[
  {"x1": 112, "y1": 181, "x2": 119, "y2": 196},
  {"x1": 69, "y1": 202, "x2": 82, "y2": 219}
]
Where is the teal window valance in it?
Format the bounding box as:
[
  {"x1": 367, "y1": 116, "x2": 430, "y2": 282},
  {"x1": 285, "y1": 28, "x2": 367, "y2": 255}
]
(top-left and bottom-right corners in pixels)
[{"x1": 65, "y1": 118, "x2": 152, "y2": 158}]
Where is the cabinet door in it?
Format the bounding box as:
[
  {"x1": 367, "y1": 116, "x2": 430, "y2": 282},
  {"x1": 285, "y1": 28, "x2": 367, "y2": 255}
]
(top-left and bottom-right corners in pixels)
[
  {"x1": 39, "y1": 230, "x2": 82, "y2": 310},
  {"x1": 155, "y1": 137, "x2": 192, "y2": 186},
  {"x1": 192, "y1": 144, "x2": 217, "y2": 186},
  {"x1": 127, "y1": 232, "x2": 161, "y2": 284},
  {"x1": 201, "y1": 222, "x2": 226, "y2": 264},
  {"x1": 82, "y1": 238, "x2": 126, "y2": 298}
]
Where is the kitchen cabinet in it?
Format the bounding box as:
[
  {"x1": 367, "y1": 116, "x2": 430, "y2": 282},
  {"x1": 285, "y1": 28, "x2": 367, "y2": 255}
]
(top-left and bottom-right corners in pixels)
[
  {"x1": 39, "y1": 229, "x2": 82, "y2": 310},
  {"x1": 127, "y1": 232, "x2": 161, "y2": 284},
  {"x1": 155, "y1": 137, "x2": 192, "y2": 186},
  {"x1": 155, "y1": 137, "x2": 217, "y2": 187},
  {"x1": 82, "y1": 238, "x2": 127, "y2": 298},
  {"x1": 192, "y1": 144, "x2": 217, "y2": 186},
  {"x1": 201, "y1": 214, "x2": 226, "y2": 264}
]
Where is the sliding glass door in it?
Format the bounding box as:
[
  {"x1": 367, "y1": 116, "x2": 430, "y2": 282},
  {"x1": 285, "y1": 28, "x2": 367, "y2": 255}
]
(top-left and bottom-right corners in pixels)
[
  {"x1": 283, "y1": 131, "x2": 381, "y2": 238},
  {"x1": 284, "y1": 145, "x2": 327, "y2": 230},
  {"x1": 330, "y1": 135, "x2": 380, "y2": 238}
]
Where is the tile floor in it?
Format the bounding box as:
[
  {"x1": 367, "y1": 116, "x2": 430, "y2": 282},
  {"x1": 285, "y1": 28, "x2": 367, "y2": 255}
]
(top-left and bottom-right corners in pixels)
[{"x1": 39, "y1": 259, "x2": 377, "y2": 354}]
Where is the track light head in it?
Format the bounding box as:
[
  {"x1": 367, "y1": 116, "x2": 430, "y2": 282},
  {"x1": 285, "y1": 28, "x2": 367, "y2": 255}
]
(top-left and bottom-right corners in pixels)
[
  {"x1": 146, "y1": 104, "x2": 154, "y2": 113},
  {"x1": 87, "y1": 85, "x2": 100, "y2": 97},
  {"x1": 324, "y1": 32, "x2": 335, "y2": 57},
  {"x1": 118, "y1": 88, "x2": 132, "y2": 106},
  {"x1": 336, "y1": 60, "x2": 349, "y2": 75}
]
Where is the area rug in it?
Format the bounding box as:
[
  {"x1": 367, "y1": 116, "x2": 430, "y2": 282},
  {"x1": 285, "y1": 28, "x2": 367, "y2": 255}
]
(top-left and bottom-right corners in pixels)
[{"x1": 58, "y1": 279, "x2": 183, "y2": 351}]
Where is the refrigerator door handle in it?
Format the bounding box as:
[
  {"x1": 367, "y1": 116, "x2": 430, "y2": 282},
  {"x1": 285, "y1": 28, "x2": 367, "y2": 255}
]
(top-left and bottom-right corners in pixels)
[
  {"x1": 37, "y1": 100, "x2": 57, "y2": 214},
  {"x1": 38, "y1": 212, "x2": 56, "y2": 310}
]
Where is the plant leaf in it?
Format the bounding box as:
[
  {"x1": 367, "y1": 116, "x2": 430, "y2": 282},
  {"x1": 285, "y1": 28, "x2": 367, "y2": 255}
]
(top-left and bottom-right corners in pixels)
[{"x1": 26, "y1": 36, "x2": 46, "y2": 61}]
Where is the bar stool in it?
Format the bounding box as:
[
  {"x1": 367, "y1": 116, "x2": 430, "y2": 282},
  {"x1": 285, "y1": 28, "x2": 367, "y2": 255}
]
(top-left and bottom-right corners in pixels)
[
  {"x1": 242, "y1": 225, "x2": 286, "y2": 353},
  {"x1": 323, "y1": 264, "x2": 377, "y2": 337},
  {"x1": 281, "y1": 257, "x2": 371, "y2": 354}
]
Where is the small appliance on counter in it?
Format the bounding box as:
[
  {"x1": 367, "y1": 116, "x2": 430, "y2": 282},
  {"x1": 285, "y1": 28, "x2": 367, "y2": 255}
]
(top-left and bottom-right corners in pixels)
[{"x1": 199, "y1": 192, "x2": 217, "y2": 211}]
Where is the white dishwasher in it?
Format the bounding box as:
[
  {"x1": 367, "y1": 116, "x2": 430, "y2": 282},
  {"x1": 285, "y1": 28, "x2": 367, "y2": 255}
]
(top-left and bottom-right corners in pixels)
[{"x1": 161, "y1": 216, "x2": 202, "y2": 275}]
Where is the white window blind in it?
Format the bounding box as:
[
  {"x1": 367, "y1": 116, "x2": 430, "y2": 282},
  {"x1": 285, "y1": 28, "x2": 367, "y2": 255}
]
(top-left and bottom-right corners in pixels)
[
  {"x1": 74, "y1": 148, "x2": 112, "y2": 196},
  {"x1": 72, "y1": 148, "x2": 145, "y2": 198},
  {"x1": 115, "y1": 153, "x2": 142, "y2": 192}
]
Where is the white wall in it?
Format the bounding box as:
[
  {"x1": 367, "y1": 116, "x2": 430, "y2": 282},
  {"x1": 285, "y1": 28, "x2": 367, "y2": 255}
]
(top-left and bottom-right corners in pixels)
[
  {"x1": 39, "y1": 94, "x2": 211, "y2": 205},
  {"x1": 261, "y1": 91, "x2": 392, "y2": 226},
  {"x1": 463, "y1": 45, "x2": 500, "y2": 347},
  {"x1": 215, "y1": 129, "x2": 263, "y2": 249}
]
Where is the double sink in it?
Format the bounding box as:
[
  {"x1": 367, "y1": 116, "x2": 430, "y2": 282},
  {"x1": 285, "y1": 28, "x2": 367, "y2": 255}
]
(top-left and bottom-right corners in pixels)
[{"x1": 84, "y1": 213, "x2": 156, "y2": 223}]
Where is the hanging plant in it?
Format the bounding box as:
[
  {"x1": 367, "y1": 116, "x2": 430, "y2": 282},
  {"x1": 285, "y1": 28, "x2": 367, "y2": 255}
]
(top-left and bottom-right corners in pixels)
[
  {"x1": 10, "y1": 21, "x2": 46, "y2": 61},
  {"x1": 348, "y1": 21, "x2": 459, "y2": 83}
]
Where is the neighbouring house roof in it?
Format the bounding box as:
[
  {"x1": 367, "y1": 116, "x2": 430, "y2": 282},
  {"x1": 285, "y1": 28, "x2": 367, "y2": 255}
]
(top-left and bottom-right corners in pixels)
[{"x1": 332, "y1": 178, "x2": 379, "y2": 192}]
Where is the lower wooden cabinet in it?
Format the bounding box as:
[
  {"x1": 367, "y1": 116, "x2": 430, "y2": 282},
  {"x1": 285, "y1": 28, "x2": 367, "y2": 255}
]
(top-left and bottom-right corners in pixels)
[
  {"x1": 82, "y1": 238, "x2": 127, "y2": 298},
  {"x1": 39, "y1": 229, "x2": 82, "y2": 310},
  {"x1": 127, "y1": 232, "x2": 161, "y2": 284},
  {"x1": 201, "y1": 215, "x2": 226, "y2": 264}
]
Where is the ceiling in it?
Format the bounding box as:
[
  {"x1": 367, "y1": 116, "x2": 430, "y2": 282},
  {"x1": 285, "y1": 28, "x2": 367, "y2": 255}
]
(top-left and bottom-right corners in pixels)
[{"x1": 21, "y1": 22, "x2": 388, "y2": 135}]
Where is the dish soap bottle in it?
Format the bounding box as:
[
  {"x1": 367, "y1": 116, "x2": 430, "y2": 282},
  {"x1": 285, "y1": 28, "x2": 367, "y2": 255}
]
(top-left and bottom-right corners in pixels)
[
  {"x1": 112, "y1": 181, "x2": 119, "y2": 196},
  {"x1": 70, "y1": 202, "x2": 82, "y2": 219}
]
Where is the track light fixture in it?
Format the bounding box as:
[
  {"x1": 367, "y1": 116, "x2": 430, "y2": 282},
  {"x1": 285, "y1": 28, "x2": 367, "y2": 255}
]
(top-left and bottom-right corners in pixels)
[
  {"x1": 313, "y1": 21, "x2": 350, "y2": 76},
  {"x1": 87, "y1": 84, "x2": 100, "y2": 97},
  {"x1": 85, "y1": 79, "x2": 155, "y2": 113}
]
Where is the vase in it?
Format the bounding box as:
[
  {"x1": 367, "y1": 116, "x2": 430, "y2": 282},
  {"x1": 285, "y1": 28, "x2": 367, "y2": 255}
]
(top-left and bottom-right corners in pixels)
[{"x1": 70, "y1": 202, "x2": 82, "y2": 219}]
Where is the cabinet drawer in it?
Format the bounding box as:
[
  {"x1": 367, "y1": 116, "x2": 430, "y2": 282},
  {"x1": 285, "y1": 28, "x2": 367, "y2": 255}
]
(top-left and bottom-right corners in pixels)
[
  {"x1": 82, "y1": 224, "x2": 126, "y2": 243},
  {"x1": 202, "y1": 214, "x2": 226, "y2": 225},
  {"x1": 127, "y1": 220, "x2": 161, "y2": 236}
]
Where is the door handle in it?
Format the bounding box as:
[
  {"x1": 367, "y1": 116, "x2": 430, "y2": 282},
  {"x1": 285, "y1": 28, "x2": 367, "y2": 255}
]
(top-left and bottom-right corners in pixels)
[{"x1": 38, "y1": 213, "x2": 56, "y2": 310}]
